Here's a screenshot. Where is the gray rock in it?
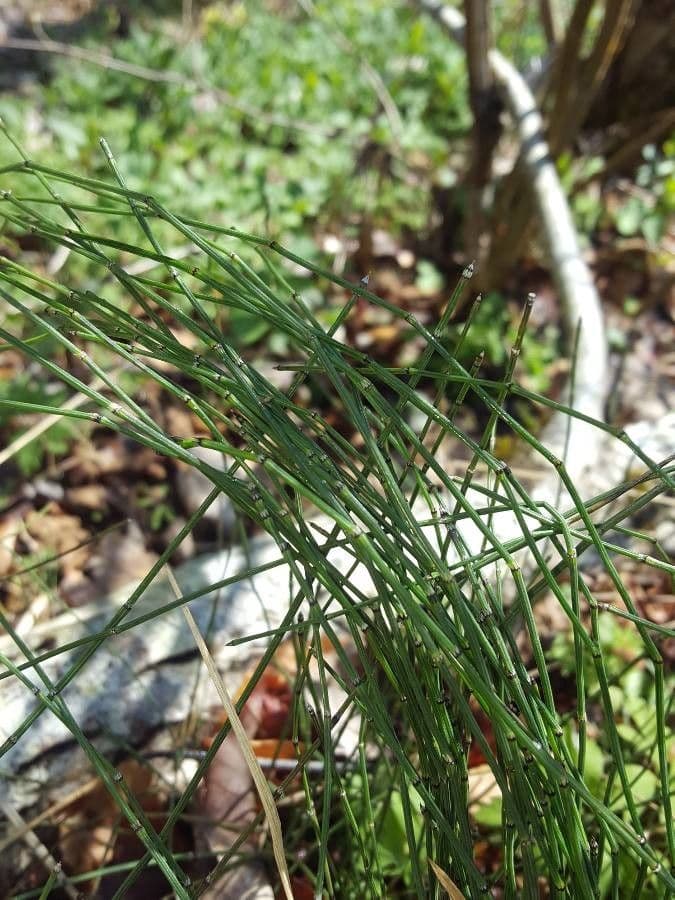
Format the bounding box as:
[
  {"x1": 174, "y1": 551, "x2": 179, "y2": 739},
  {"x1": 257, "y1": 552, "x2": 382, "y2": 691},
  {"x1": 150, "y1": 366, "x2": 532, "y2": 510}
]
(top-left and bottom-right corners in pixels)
[
  {"x1": 655, "y1": 519, "x2": 675, "y2": 559},
  {"x1": 174, "y1": 446, "x2": 236, "y2": 533}
]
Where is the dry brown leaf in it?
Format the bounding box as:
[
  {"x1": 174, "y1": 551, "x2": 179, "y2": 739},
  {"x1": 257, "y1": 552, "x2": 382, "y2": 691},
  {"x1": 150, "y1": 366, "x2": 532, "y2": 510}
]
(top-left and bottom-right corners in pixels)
[
  {"x1": 24, "y1": 505, "x2": 90, "y2": 579},
  {"x1": 65, "y1": 483, "x2": 109, "y2": 511},
  {"x1": 61, "y1": 520, "x2": 158, "y2": 607},
  {"x1": 249, "y1": 739, "x2": 298, "y2": 761},
  {"x1": 468, "y1": 764, "x2": 501, "y2": 809},
  {"x1": 429, "y1": 859, "x2": 467, "y2": 899},
  {"x1": 163, "y1": 404, "x2": 195, "y2": 440},
  {"x1": 0, "y1": 515, "x2": 19, "y2": 578},
  {"x1": 197, "y1": 702, "x2": 260, "y2": 854},
  {"x1": 69, "y1": 434, "x2": 166, "y2": 481},
  {"x1": 58, "y1": 760, "x2": 153, "y2": 894}
]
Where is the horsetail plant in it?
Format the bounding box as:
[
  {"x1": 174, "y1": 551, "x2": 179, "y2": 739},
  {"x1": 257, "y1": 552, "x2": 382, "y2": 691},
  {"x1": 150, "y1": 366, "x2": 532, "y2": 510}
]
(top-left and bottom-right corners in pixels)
[{"x1": 0, "y1": 130, "x2": 673, "y2": 898}]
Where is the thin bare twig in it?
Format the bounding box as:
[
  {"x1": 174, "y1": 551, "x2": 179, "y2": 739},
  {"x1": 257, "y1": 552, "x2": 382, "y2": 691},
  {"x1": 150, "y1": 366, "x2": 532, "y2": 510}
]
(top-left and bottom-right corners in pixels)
[
  {"x1": 544, "y1": 0, "x2": 594, "y2": 116},
  {"x1": 548, "y1": 0, "x2": 636, "y2": 154},
  {"x1": 471, "y1": 0, "x2": 594, "y2": 286},
  {"x1": 463, "y1": 0, "x2": 500, "y2": 261},
  {"x1": 538, "y1": 0, "x2": 562, "y2": 48}
]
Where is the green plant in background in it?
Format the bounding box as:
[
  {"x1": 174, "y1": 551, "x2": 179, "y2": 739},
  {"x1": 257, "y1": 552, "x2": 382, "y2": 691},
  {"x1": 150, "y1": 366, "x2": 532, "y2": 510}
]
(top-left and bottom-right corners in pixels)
[
  {"x1": 0, "y1": 138, "x2": 673, "y2": 898},
  {"x1": 0, "y1": 372, "x2": 73, "y2": 476},
  {"x1": 493, "y1": 0, "x2": 548, "y2": 69},
  {"x1": 614, "y1": 140, "x2": 675, "y2": 248},
  {"x1": 0, "y1": 0, "x2": 473, "y2": 437},
  {"x1": 0, "y1": 1, "x2": 469, "y2": 245},
  {"x1": 136, "y1": 481, "x2": 175, "y2": 532},
  {"x1": 564, "y1": 138, "x2": 675, "y2": 252}
]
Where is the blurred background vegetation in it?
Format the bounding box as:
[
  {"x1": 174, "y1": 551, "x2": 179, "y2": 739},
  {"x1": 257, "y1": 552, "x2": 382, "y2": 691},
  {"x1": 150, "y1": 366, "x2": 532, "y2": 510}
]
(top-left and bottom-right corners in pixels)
[{"x1": 1, "y1": 0, "x2": 672, "y2": 394}]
